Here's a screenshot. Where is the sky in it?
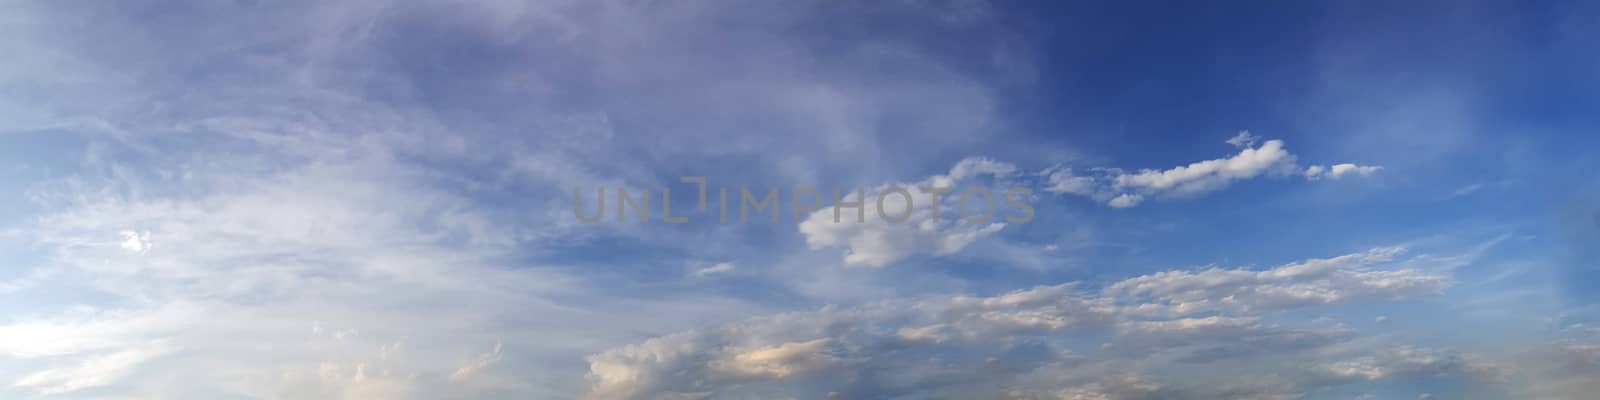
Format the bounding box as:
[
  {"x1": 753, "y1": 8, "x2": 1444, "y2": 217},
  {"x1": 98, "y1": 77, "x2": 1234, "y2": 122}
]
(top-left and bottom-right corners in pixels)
[{"x1": 1, "y1": 1, "x2": 1598, "y2": 399}]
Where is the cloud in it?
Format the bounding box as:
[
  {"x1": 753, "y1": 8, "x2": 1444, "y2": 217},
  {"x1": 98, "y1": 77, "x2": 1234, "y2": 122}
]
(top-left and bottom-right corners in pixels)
[
  {"x1": 586, "y1": 283, "x2": 1114, "y2": 399},
  {"x1": 0, "y1": 1, "x2": 1563, "y2": 400},
  {"x1": 448, "y1": 342, "x2": 504, "y2": 383},
  {"x1": 1305, "y1": 163, "x2": 1384, "y2": 180},
  {"x1": 1226, "y1": 131, "x2": 1263, "y2": 148},
  {"x1": 1109, "y1": 247, "x2": 1449, "y2": 317},
  {"x1": 693, "y1": 262, "x2": 736, "y2": 277},
  {"x1": 1053, "y1": 375, "x2": 1162, "y2": 400},
  {"x1": 1113, "y1": 139, "x2": 1297, "y2": 196},
  {"x1": 1311, "y1": 346, "x2": 1507, "y2": 385},
  {"x1": 118, "y1": 230, "x2": 151, "y2": 255},
  {"x1": 1107, "y1": 194, "x2": 1143, "y2": 209},
  {"x1": 798, "y1": 157, "x2": 1017, "y2": 267},
  {"x1": 1043, "y1": 167, "x2": 1097, "y2": 196},
  {"x1": 586, "y1": 247, "x2": 1470, "y2": 399},
  {"x1": 0, "y1": 0, "x2": 1036, "y2": 396},
  {"x1": 709, "y1": 339, "x2": 849, "y2": 380},
  {"x1": 13, "y1": 345, "x2": 171, "y2": 395},
  {"x1": 2, "y1": 152, "x2": 774, "y2": 398},
  {"x1": 1042, "y1": 133, "x2": 1382, "y2": 207}
]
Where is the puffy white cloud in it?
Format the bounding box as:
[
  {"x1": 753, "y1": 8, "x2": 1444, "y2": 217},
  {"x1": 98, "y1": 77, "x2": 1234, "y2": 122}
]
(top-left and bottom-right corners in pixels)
[
  {"x1": 1041, "y1": 133, "x2": 1382, "y2": 207},
  {"x1": 1113, "y1": 139, "x2": 1298, "y2": 196},
  {"x1": 798, "y1": 157, "x2": 1017, "y2": 267}
]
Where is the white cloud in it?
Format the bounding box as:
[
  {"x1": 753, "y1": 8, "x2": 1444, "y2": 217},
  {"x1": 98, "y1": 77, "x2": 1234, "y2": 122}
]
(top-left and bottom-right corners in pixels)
[
  {"x1": 1043, "y1": 166, "x2": 1097, "y2": 196},
  {"x1": 1041, "y1": 134, "x2": 1381, "y2": 207},
  {"x1": 4, "y1": 156, "x2": 772, "y2": 398},
  {"x1": 709, "y1": 339, "x2": 849, "y2": 380},
  {"x1": 798, "y1": 157, "x2": 1015, "y2": 267},
  {"x1": 1313, "y1": 346, "x2": 1506, "y2": 384},
  {"x1": 13, "y1": 345, "x2": 171, "y2": 395},
  {"x1": 1107, "y1": 194, "x2": 1143, "y2": 209},
  {"x1": 1305, "y1": 163, "x2": 1383, "y2": 180},
  {"x1": 0, "y1": 0, "x2": 1026, "y2": 395},
  {"x1": 1109, "y1": 247, "x2": 1448, "y2": 317},
  {"x1": 119, "y1": 230, "x2": 151, "y2": 255},
  {"x1": 1112, "y1": 138, "x2": 1298, "y2": 196},
  {"x1": 448, "y1": 342, "x2": 504, "y2": 383},
  {"x1": 585, "y1": 247, "x2": 1471, "y2": 399},
  {"x1": 586, "y1": 283, "x2": 1115, "y2": 399},
  {"x1": 1226, "y1": 131, "x2": 1262, "y2": 148},
  {"x1": 693, "y1": 262, "x2": 736, "y2": 277}
]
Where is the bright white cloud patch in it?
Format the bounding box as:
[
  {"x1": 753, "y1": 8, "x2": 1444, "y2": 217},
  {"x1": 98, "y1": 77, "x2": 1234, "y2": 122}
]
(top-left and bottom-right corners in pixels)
[
  {"x1": 118, "y1": 230, "x2": 151, "y2": 255},
  {"x1": 1042, "y1": 133, "x2": 1382, "y2": 207},
  {"x1": 1305, "y1": 163, "x2": 1385, "y2": 180}
]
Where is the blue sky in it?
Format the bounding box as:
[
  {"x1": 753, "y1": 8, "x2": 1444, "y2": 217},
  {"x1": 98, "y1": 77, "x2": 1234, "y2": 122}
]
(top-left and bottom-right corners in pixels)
[{"x1": 1, "y1": 1, "x2": 1597, "y2": 399}]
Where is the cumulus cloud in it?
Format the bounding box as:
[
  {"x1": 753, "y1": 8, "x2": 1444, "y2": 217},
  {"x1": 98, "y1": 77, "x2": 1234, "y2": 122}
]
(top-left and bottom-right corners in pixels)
[
  {"x1": 798, "y1": 157, "x2": 1019, "y2": 267},
  {"x1": 1041, "y1": 133, "x2": 1382, "y2": 207}
]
